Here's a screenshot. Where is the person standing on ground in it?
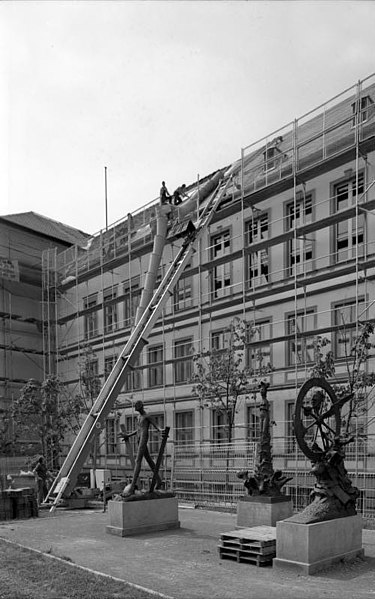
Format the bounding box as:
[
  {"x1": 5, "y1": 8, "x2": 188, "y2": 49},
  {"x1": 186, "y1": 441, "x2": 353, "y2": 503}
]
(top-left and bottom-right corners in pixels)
[
  {"x1": 33, "y1": 456, "x2": 51, "y2": 505},
  {"x1": 122, "y1": 400, "x2": 166, "y2": 495}
]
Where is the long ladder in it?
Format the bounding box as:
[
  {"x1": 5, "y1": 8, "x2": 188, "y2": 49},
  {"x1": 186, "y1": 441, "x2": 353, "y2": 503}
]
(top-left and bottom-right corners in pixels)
[{"x1": 46, "y1": 173, "x2": 232, "y2": 509}]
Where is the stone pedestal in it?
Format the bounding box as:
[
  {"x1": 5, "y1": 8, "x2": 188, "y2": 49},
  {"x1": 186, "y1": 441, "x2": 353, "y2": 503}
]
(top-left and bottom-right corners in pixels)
[
  {"x1": 273, "y1": 514, "x2": 364, "y2": 574},
  {"x1": 236, "y1": 495, "x2": 293, "y2": 528},
  {"x1": 106, "y1": 496, "x2": 180, "y2": 537}
]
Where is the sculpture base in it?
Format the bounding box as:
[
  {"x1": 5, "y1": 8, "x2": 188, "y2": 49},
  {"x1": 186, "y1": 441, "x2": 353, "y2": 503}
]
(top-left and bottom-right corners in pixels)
[
  {"x1": 236, "y1": 495, "x2": 293, "y2": 528},
  {"x1": 273, "y1": 514, "x2": 364, "y2": 574},
  {"x1": 106, "y1": 496, "x2": 180, "y2": 537}
]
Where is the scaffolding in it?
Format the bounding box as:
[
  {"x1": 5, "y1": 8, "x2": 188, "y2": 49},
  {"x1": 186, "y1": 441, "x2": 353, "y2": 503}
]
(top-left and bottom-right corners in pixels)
[{"x1": 40, "y1": 73, "x2": 375, "y2": 502}]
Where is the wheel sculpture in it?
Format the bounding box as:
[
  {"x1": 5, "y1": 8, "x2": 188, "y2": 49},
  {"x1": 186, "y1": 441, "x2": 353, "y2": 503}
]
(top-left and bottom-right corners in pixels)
[
  {"x1": 294, "y1": 377, "x2": 342, "y2": 461},
  {"x1": 292, "y1": 377, "x2": 359, "y2": 523}
]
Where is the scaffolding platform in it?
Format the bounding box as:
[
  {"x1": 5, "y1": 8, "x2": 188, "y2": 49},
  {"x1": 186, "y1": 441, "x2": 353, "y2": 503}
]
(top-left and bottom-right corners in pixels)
[{"x1": 218, "y1": 526, "x2": 276, "y2": 567}]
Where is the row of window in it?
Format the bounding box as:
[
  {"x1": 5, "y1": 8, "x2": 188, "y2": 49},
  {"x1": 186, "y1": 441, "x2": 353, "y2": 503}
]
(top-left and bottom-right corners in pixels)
[
  {"x1": 88, "y1": 297, "x2": 362, "y2": 393},
  {"x1": 83, "y1": 173, "x2": 367, "y2": 339}
]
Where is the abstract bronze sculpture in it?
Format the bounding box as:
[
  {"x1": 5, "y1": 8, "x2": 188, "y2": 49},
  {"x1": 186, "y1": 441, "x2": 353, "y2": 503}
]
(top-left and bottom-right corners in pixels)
[
  {"x1": 237, "y1": 382, "x2": 292, "y2": 497},
  {"x1": 292, "y1": 377, "x2": 360, "y2": 523}
]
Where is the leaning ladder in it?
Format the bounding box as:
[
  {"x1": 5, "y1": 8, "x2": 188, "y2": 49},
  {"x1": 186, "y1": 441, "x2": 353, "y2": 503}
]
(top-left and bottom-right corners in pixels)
[{"x1": 46, "y1": 173, "x2": 233, "y2": 510}]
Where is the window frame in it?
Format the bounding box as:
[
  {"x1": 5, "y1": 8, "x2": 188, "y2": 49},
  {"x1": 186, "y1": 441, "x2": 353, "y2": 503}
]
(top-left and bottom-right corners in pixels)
[
  {"x1": 285, "y1": 194, "x2": 314, "y2": 277},
  {"x1": 147, "y1": 344, "x2": 164, "y2": 388},
  {"x1": 173, "y1": 337, "x2": 193, "y2": 384},
  {"x1": 103, "y1": 287, "x2": 118, "y2": 334},
  {"x1": 105, "y1": 418, "x2": 118, "y2": 455},
  {"x1": 175, "y1": 411, "x2": 194, "y2": 446},
  {"x1": 333, "y1": 175, "x2": 365, "y2": 264},
  {"x1": 245, "y1": 212, "x2": 270, "y2": 288},
  {"x1": 210, "y1": 229, "x2": 232, "y2": 300},
  {"x1": 286, "y1": 308, "x2": 317, "y2": 367},
  {"x1": 83, "y1": 294, "x2": 98, "y2": 339}
]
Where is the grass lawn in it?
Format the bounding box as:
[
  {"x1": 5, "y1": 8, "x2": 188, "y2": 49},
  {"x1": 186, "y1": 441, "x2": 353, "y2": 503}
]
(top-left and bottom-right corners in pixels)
[{"x1": 0, "y1": 538, "x2": 161, "y2": 599}]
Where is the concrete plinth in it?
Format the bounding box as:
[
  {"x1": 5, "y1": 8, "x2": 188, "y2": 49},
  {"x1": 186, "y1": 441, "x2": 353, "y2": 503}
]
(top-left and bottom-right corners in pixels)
[
  {"x1": 273, "y1": 514, "x2": 364, "y2": 574},
  {"x1": 106, "y1": 496, "x2": 180, "y2": 537},
  {"x1": 236, "y1": 496, "x2": 293, "y2": 528}
]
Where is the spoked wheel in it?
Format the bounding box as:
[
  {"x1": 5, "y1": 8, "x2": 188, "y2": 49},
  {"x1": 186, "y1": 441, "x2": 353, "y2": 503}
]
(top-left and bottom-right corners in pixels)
[{"x1": 294, "y1": 378, "x2": 341, "y2": 461}]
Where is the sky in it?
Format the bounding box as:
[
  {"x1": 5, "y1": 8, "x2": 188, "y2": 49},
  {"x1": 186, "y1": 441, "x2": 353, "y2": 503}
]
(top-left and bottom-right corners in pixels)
[{"x1": 1, "y1": 0, "x2": 375, "y2": 236}]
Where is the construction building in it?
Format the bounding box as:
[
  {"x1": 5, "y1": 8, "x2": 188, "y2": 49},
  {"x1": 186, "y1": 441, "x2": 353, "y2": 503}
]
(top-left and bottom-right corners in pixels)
[
  {"x1": 2, "y1": 74, "x2": 375, "y2": 509},
  {"x1": 0, "y1": 213, "x2": 90, "y2": 464}
]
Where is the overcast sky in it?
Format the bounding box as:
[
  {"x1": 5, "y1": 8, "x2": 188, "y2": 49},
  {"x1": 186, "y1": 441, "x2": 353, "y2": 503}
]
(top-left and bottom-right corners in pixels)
[{"x1": 1, "y1": 1, "x2": 375, "y2": 235}]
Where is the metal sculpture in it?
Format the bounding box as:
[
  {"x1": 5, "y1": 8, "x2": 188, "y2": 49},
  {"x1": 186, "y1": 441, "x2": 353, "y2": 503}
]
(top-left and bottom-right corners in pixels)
[
  {"x1": 237, "y1": 382, "x2": 292, "y2": 497},
  {"x1": 292, "y1": 377, "x2": 360, "y2": 524}
]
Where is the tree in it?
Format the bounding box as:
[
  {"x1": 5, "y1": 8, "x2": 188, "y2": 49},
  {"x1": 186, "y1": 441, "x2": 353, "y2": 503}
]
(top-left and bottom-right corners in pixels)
[
  {"x1": 11, "y1": 376, "x2": 67, "y2": 468},
  {"x1": 192, "y1": 317, "x2": 273, "y2": 443},
  {"x1": 9, "y1": 346, "x2": 105, "y2": 470}
]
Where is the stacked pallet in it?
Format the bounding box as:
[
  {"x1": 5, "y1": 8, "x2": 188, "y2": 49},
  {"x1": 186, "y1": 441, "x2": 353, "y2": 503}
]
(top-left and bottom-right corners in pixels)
[
  {"x1": 218, "y1": 526, "x2": 276, "y2": 567},
  {"x1": 0, "y1": 488, "x2": 38, "y2": 521}
]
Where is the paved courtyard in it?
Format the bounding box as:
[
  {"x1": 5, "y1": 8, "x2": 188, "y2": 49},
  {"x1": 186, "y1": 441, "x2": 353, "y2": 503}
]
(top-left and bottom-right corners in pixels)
[{"x1": 1, "y1": 506, "x2": 375, "y2": 598}]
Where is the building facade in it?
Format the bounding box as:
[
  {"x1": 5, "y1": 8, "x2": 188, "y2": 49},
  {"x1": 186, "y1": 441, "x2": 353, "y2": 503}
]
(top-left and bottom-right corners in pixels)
[{"x1": 40, "y1": 75, "x2": 375, "y2": 491}]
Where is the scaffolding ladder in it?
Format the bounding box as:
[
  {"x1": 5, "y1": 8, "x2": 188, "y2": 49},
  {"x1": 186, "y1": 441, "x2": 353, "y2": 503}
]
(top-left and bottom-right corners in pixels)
[{"x1": 46, "y1": 173, "x2": 233, "y2": 510}]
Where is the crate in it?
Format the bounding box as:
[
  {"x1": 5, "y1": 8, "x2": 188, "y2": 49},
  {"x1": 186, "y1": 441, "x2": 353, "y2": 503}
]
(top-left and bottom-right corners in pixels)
[{"x1": 218, "y1": 526, "x2": 276, "y2": 567}]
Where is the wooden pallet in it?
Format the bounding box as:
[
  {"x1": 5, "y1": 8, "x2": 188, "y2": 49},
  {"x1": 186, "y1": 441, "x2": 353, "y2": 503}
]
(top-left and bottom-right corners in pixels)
[{"x1": 218, "y1": 526, "x2": 276, "y2": 567}]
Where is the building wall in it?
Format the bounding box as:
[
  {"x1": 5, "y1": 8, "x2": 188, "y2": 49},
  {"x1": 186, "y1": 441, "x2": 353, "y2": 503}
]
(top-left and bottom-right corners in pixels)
[
  {"x1": 46, "y1": 75, "x2": 375, "y2": 472},
  {"x1": 0, "y1": 220, "x2": 79, "y2": 452}
]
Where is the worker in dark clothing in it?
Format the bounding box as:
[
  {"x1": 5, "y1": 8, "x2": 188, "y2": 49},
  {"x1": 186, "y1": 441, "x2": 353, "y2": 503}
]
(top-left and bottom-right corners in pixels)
[
  {"x1": 172, "y1": 184, "x2": 188, "y2": 206},
  {"x1": 33, "y1": 456, "x2": 52, "y2": 505},
  {"x1": 160, "y1": 181, "x2": 171, "y2": 205}
]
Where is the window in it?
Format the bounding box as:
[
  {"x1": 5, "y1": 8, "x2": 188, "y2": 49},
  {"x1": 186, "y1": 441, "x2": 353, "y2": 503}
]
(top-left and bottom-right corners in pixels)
[
  {"x1": 125, "y1": 356, "x2": 142, "y2": 391},
  {"x1": 174, "y1": 276, "x2": 193, "y2": 311},
  {"x1": 103, "y1": 287, "x2": 118, "y2": 334},
  {"x1": 175, "y1": 411, "x2": 194, "y2": 446},
  {"x1": 333, "y1": 299, "x2": 365, "y2": 359},
  {"x1": 123, "y1": 277, "x2": 140, "y2": 327},
  {"x1": 246, "y1": 320, "x2": 271, "y2": 371},
  {"x1": 246, "y1": 213, "x2": 269, "y2": 287},
  {"x1": 84, "y1": 294, "x2": 98, "y2": 339},
  {"x1": 263, "y1": 147, "x2": 276, "y2": 172},
  {"x1": 174, "y1": 338, "x2": 193, "y2": 384},
  {"x1": 211, "y1": 329, "x2": 230, "y2": 352},
  {"x1": 352, "y1": 95, "x2": 373, "y2": 126},
  {"x1": 287, "y1": 310, "x2": 316, "y2": 366},
  {"x1": 286, "y1": 195, "x2": 313, "y2": 276},
  {"x1": 247, "y1": 405, "x2": 261, "y2": 443},
  {"x1": 210, "y1": 230, "x2": 232, "y2": 299},
  {"x1": 212, "y1": 411, "x2": 227, "y2": 443},
  {"x1": 105, "y1": 418, "x2": 118, "y2": 455},
  {"x1": 148, "y1": 344, "x2": 164, "y2": 387},
  {"x1": 104, "y1": 355, "x2": 117, "y2": 379},
  {"x1": 286, "y1": 401, "x2": 295, "y2": 454},
  {"x1": 334, "y1": 176, "x2": 365, "y2": 263}
]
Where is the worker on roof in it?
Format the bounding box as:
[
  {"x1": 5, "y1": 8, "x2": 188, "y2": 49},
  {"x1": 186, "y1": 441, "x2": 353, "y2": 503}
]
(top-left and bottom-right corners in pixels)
[
  {"x1": 159, "y1": 181, "x2": 171, "y2": 205},
  {"x1": 172, "y1": 184, "x2": 188, "y2": 206}
]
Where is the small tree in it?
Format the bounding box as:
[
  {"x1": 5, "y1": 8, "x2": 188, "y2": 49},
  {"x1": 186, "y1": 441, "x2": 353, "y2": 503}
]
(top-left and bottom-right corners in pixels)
[
  {"x1": 192, "y1": 317, "x2": 273, "y2": 443},
  {"x1": 11, "y1": 376, "x2": 66, "y2": 468}
]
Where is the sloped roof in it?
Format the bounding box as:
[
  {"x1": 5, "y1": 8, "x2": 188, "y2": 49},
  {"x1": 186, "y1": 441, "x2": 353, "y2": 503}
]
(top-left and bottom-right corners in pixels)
[{"x1": 0, "y1": 211, "x2": 90, "y2": 247}]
